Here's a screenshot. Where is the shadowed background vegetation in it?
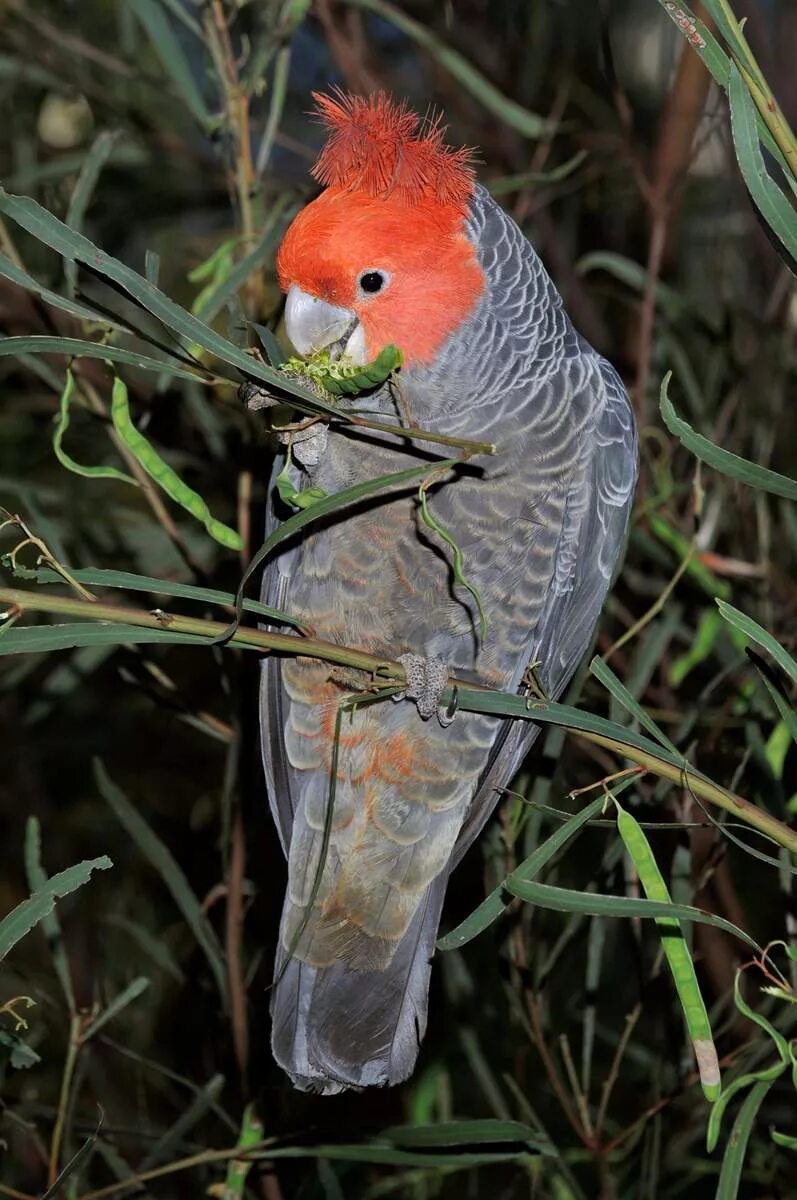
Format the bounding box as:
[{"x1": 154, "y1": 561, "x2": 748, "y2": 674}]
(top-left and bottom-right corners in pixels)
[{"x1": 1, "y1": 2, "x2": 796, "y2": 1197}]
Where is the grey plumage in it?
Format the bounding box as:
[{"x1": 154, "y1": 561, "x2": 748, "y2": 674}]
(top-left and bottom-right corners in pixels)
[{"x1": 260, "y1": 185, "x2": 638, "y2": 1094}]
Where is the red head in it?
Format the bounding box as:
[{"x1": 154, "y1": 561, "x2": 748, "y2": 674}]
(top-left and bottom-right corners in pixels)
[{"x1": 276, "y1": 92, "x2": 484, "y2": 367}]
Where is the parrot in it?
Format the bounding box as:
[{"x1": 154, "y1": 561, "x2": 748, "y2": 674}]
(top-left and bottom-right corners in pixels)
[{"x1": 259, "y1": 91, "x2": 638, "y2": 1095}]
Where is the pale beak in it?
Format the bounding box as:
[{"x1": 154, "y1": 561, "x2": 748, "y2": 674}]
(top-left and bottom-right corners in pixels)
[{"x1": 284, "y1": 284, "x2": 367, "y2": 364}]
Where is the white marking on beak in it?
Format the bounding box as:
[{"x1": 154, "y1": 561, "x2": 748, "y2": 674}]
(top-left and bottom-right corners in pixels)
[
  {"x1": 284, "y1": 284, "x2": 362, "y2": 360},
  {"x1": 342, "y1": 322, "x2": 368, "y2": 366}
]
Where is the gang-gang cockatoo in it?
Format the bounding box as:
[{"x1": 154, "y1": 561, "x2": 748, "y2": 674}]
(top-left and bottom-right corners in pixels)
[{"x1": 259, "y1": 92, "x2": 637, "y2": 1094}]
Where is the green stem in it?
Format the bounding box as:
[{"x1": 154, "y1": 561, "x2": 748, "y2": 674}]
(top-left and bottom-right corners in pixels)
[
  {"x1": 2, "y1": 585, "x2": 796, "y2": 856},
  {"x1": 715, "y1": 0, "x2": 797, "y2": 177},
  {"x1": 48, "y1": 1013, "x2": 82, "y2": 1186}
]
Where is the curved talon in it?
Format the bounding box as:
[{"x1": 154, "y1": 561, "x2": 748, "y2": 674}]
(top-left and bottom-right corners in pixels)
[{"x1": 393, "y1": 653, "x2": 453, "y2": 727}]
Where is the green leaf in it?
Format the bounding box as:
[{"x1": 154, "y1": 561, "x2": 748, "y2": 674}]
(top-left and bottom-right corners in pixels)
[
  {"x1": 0, "y1": 855, "x2": 112, "y2": 960},
  {"x1": 24, "y1": 817, "x2": 75, "y2": 1011},
  {"x1": 591, "y1": 656, "x2": 680, "y2": 756},
  {"x1": 139, "y1": 1073, "x2": 225, "y2": 1170},
  {"x1": 660, "y1": 370, "x2": 797, "y2": 500},
  {"x1": 0, "y1": 623, "x2": 211, "y2": 656},
  {"x1": 715, "y1": 1079, "x2": 774, "y2": 1199},
  {"x1": 93, "y1": 760, "x2": 228, "y2": 1006},
  {"x1": 717, "y1": 600, "x2": 797, "y2": 686},
  {"x1": 653, "y1": 1, "x2": 794, "y2": 182},
  {"x1": 0, "y1": 190, "x2": 342, "y2": 417},
  {"x1": 127, "y1": 0, "x2": 212, "y2": 128},
  {"x1": 649, "y1": 511, "x2": 730, "y2": 599},
  {"x1": 31, "y1": 564, "x2": 304, "y2": 628},
  {"x1": 380, "y1": 1120, "x2": 549, "y2": 1150},
  {"x1": 81, "y1": 977, "x2": 150, "y2": 1040},
  {"x1": 615, "y1": 800, "x2": 719, "y2": 1101},
  {"x1": 437, "y1": 796, "x2": 605, "y2": 951},
  {"x1": 751, "y1": 658, "x2": 797, "y2": 753},
  {"x1": 503, "y1": 877, "x2": 761, "y2": 955},
  {"x1": 265, "y1": 1136, "x2": 549, "y2": 1167},
  {"x1": 344, "y1": 0, "x2": 556, "y2": 138},
  {"x1": 194, "y1": 197, "x2": 296, "y2": 323},
  {"x1": 669, "y1": 608, "x2": 724, "y2": 687},
  {"x1": 217, "y1": 458, "x2": 459, "y2": 644},
  {"x1": 0, "y1": 252, "x2": 124, "y2": 329},
  {"x1": 576, "y1": 251, "x2": 714, "y2": 327},
  {"x1": 706, "y1": 1061, "x2": 785, "y2": 1154},
  {"x1": 0, "y1": 335, "x2": 206, "y2": 382},
  {"x1": 488, "y1": 150, "x2": 588, "y2": 195},
  {"x1": 0, "y1": 1028, "x2": 41, "y2": 1069},
  {"x1": 727, "y1": 62, "x2": 797, "y2": 268},
  {"x1": 65, "y1": 130, "x2": 121, "y2": 297},
  {"x1": 252, "y1": 322, "x2": 286, "y2": 368},
  {"x1": 730, "y1": 967, "x2": 791, "y2": 1066}
]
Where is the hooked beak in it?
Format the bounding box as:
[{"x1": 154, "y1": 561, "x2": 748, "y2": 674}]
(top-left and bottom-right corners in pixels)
[{"x1": 284, "y1": 284, "x2": 367, "y2": 365}]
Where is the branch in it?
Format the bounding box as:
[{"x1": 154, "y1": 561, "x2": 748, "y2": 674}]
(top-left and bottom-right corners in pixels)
[{"x1": 1, "y1": 584, "x2": 795, "y2": 856}]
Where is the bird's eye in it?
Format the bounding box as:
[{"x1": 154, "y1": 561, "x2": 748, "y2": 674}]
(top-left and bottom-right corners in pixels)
[{"x1": 359, "y1": 270, "x2": 387, "y2": 294}]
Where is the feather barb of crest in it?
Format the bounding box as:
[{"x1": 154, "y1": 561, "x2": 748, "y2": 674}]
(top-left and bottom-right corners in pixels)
[{"x1": 310, "y1": 90, "x2": 476, "y2": 212}]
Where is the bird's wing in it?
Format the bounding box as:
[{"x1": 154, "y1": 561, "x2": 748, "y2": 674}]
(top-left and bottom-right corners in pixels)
[
  {"x1": 259, "y1": 458, "x2": 300, "y2": 856},
  {"x1": 452, "y1": 353, "x2": 638, "y2": 866}
]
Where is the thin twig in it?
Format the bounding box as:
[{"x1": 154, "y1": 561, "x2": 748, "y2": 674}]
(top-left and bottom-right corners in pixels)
[
  {"x1": 1, "y1": 585, "x2": 796, "y2": 853},
  {"x1": 526, "y1": 993, "x2": 586, "y2": 1142},
  {"x1": 48, "y1": 1014, "x2": 83, "y2": 1185},
  {"x1": 559, "y1": 1032, "x2": 594, "y2": 1139},
  {"x1": 595, "y1": 1004, "x2": 642, "y2": 1137}
]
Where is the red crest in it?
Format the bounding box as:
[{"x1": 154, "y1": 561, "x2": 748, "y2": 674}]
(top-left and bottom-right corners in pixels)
[{"x1": 310, "y1": 90, "x2": 476, "y2": 213}]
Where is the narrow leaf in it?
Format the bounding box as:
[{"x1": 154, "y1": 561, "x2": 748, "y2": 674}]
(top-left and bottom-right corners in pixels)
[
  {"x1": 591, "y1": 656, "x2": 680, "y2": 756},
  {"x1": 128, "y1": 0, "x2": 212, "y2": 127},
  {"x1": 345, "y1": 0, "x2": 555, "y2": 137},
  {"x1": 437, "y1": 796, "x2": 605, "y2": 950},
  {"x1": 616, "y1": 801, "x2": 720, "y2": 1100},
  {"x1": 504, "y1": 877, "x2": 761, "y2": 955},
  {"x1": 24, "y1": 817, "x2": 75, "y2": 1011},
  {"x1": 0, "y1": 252, "x2": 124, "y2": 329},
  {"x1": 82, "y1": 977, "x2": 150, "y2": 1040},
  {"x1": 727, "y1": 62, "x2": 797, "y2": 269},
  {"x1": 0, "y1": 334, "x2": 206, "y2": 382},
  {"x1": 715, "y1": 1079, "x2": 774, "y2": 1199},
  {"x1": 65, "y1": 130, "x2": 120, "y2": 296},
  {"x1": 717, "y1": 600, "x2": 797, "y2": 686},
  {"x1": 660, "y1": 371, "x2": 797, "y2": 500},
  {"x1": 0, "y1": 856, "x2": 112, "y2": 960}
]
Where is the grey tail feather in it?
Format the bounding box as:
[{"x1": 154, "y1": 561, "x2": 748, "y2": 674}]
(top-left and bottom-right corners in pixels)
[{"x1": 270, "y1": 872, "x2": 450, "y2": 1095}]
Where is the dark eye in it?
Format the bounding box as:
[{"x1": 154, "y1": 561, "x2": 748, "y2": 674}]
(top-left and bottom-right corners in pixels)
[{"x1": 359, "y1": 270, "x2": 386, "y2": 294}]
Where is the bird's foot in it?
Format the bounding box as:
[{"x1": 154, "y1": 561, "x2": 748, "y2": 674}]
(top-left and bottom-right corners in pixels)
[
  {"x1": 393, "y1": 654, "x2": 455, "y2": 727},
  {"x1": 240, "y1": 379, "x2": 329, "y2": 467},
  {"x1": 280, "y1": 422, "x2": 328, "y2": 467}
]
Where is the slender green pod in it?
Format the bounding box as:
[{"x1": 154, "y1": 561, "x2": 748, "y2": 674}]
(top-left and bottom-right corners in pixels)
[
  {"x1": 53, "y1": 369, "x2": 137, "y2": 485},
  {"x1": 110, "y1": 376, "x2": 242, "y2": 551},
  {"x1": 615, "y1": 799, "x2": 721, "y2": 1102}
]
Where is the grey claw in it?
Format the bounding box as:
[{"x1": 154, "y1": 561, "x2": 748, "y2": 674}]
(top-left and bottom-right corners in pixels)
[
  {"x1": 287, "y1": 424, "x2": 328, "y2": 467},
  {"x1": 393, "y1": 654, "x2": 453, "y2": 727}
]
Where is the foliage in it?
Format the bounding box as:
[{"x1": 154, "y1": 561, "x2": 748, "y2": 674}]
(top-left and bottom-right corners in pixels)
[{"x1": 1, "y1": 2, "x2": 796, "y2": 1198}]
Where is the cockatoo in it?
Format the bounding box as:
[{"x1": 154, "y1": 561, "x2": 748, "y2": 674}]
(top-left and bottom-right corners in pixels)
[{"x1": 259, "y1": 91, "x2": 637, "y2": 1094}]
